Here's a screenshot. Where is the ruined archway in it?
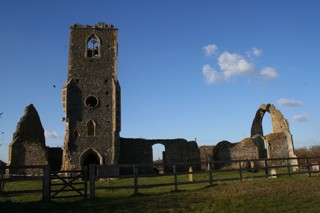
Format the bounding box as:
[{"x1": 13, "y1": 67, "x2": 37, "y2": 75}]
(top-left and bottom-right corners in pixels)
[
  {"x1": 152, "y1": 143, "x2": 165, "y2": 161},
  {"x1": 251, "y1": 104, "x2": 289, "y2": 137},
  {"x1": 250, "y1": 104, "x2": 296, "y2": 161}
]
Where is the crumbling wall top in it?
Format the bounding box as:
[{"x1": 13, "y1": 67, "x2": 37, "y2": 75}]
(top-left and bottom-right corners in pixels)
[{"x1": 70, "y1": 22, "x2": 116, "y2": 30}]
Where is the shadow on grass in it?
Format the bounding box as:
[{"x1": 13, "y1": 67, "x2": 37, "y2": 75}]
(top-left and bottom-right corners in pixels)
[{"x1": 0, "y1": 186, "x2": 210, "y2": 212}]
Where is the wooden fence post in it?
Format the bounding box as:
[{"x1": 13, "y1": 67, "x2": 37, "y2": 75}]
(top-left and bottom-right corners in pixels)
[
  {"x1": 239, "y1": 161, "x2": 243, "y2": 181},
  {"x1": 286, "y1": 159, "x2": 291, "y2": 177},
  {"x1": 89, "y1": 164, "x2": 96, "y2": 198},
  {"x1": 133, "y1": 166, "x2": 138, "y2": 195},
  {"x1": 208, "y1": 163, "x2": 213, "y2": 186},
  {"x1": 306, "y1": 158, "x2": 311, "y2": 176},
  {"x1": 173, "y1": 165, "x2": 178, "y2": 192},
  {"x1": 265, "y1": 159, "x2": 269, "y2": 178},
  {"x1": 42, "y1": 165, "x2": 51, "y2": 201},
  {"x1": 84, "y1": 166, "x2": 88, "y2": 198}
]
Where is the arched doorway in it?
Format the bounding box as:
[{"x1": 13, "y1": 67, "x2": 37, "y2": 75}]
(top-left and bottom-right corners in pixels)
[
  {"x1": 83, "y1": 152, "x2": 100, "y2": 167},
  {"x1": 80, "y1": 148, "x2": 103, "y2": 169}
]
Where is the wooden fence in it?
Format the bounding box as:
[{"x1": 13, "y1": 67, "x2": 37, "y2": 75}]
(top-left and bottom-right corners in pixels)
[
  {"x1": 89, "y1": 156, "x2": 320, "y2": 197},
  {"x1": 1, "y1": 156, "x2": 320, "y2": 201}
]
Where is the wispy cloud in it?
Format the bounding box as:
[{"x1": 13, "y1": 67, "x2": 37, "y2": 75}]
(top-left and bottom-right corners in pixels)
[
  {"x1": 278, "y1": 98, "x2": 303, "y2": 107},
  {"x1": 201, "y1": 44, "x2": 278, "y2": 84},
  {"x1": 292, "y1": 114, "x2": 310, "y2": 122},
  {"x1": 45, "y1": 130, "x2": 60, "y2": 139},
  {"x1": 246, "y1": 47, "x2": 262, "y2": 58},
  {"x1": 203, "y1": 44, "x2": 218, "y2": 57},
  {"x1": 202, "y1": 64, "x2": 221, "y2": 84},
  {"x1": 260, "y1": 67, "x2": 278, "y2": 79}
]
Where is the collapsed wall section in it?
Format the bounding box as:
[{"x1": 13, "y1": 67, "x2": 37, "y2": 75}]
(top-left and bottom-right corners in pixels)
[
  {"x1": 212, "y1": 138, "x2": 262, "y2": 169},
  {"x1": 7, "y1": 104, "x2": 48, "y2": 175}
]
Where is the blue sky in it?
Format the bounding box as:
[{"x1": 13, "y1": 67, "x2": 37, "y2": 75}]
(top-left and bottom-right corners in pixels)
[{"x1": 0, "y1": 0, "x2": 320, "y2": 162}]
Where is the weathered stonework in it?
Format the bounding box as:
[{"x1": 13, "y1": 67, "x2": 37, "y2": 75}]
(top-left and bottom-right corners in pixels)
[
  {"x1": 212, "y1": 138, "x2": 263, "y2": 169},
  {"x1": 209, "y1": 103, "x2": 297, "y2": 168},
  {"x1": 251, "y1": 104, "x2": 297, "y2": 161},
  {"x1": 7, "y1": 23, "x2": 298, "y2": 174},
  {"x1": 119, "y1": 138, "x2": 201, "y2": 173},
  {"x1": 7, "y1": 104, "x2": 48, "y2": 175},
  {"x1": 62, "y1": 23, "x2": 121, "y2": 170},
  {"x1": 199, "y1": 145, "x2": 214, "y2": 163}
]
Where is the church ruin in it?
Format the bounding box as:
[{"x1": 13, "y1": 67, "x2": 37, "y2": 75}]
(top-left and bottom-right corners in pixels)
[
  {"x1": 7, "y1": 23, "x2": 297, "y2": 173},
  {"x1": 207, "y1": 103, "x2": 297, "y2": 168}
]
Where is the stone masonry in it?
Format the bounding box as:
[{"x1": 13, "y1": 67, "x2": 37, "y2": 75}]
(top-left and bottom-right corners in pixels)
[
  {"x1": 7, "y1": 23, "x2": 297, "y2": 174},
  {"x1": 211, "y1": 103, "x2": 297, "y2": 168},
  {"x1": 7, "y1": 104, "x2": 48, "y2": 175},
  {"x1": 61, "y1": 23, "x2": 121, "y2": 170}
]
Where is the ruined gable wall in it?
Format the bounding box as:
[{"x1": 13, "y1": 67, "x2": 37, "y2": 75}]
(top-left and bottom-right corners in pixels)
[{"x1": 7, "y1": 104, "x2": 48, "y2": 175}]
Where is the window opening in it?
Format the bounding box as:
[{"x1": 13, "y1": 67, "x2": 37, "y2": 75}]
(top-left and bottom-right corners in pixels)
[
  {"x1": 85, "y1": 96, "x2": 99, "y2": 108},
  {"x1": 87, "y1": 35, "x2": 99, "y2": 58},
  {"x1": 87, "y1": 120, "x2": 96, "y2": 136}
]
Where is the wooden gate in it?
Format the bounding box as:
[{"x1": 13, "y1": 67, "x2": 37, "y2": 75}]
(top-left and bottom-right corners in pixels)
[{"x1": 49, "y1": 169, "x2": 88, "y2": 199}]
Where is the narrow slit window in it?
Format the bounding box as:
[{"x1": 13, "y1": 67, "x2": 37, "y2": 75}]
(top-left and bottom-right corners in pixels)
[
  {"x1": 87, "y1": 120, "x2": 96, "y2": 136},
  {"x1": 87, "y1": 35, "x2": 99, "y2": 58}
]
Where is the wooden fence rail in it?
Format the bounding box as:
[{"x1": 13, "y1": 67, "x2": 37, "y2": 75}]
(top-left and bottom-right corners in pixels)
[
  {"x1": 1, "y1": 156, "x2": 320, "y2": 200},
  {"x1": 88, "y1": 156, "x2": 320, "y2": 197}
]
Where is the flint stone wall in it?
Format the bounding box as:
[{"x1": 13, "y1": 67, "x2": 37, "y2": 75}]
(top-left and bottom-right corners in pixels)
[
  {"x1": 212, "y1": 138, "x2": 264, "y2": 169},
  {"x1": 119, "y1": 138, "x2": 201, "y2": 174},
  {"x1": 7, "y1": 104, "x2": 48, "y2": 175}
]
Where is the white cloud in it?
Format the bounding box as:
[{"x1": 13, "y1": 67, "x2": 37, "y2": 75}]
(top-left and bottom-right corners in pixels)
[
  {"x1": 260, "y1": 67, "x2": 278, "y2": 79},
  {"x1": 292, "y1": 114, "x2": 310, "y2": 122},
  {"x1": 203, "y1": 44, "x2": 218, "y2": 57},
  {"x1": 218, "y1": 51, "x2": 254, "y2": 79},
  {"x1": 247, "y1": 47, "x2": 262, "y2": 58},
  {"x1": 202, "y1": 64, "x2": 221, "y2": 84},
  {"x1": 201, "y1": 45, "x2": 278, "y2": 84},
  {"x1": 278, "y1": 98, "x2": 303, "y2": 107},
  {"x1": 45, "y1": 130, "x2": 59, "y2": 139}
]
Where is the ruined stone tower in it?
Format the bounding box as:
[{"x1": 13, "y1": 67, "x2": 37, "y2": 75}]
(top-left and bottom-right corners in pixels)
[{"x1": 62, "y1": 23, "x2": 121, "y2": 170}]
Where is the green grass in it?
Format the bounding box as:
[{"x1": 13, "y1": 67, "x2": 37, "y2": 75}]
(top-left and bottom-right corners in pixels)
[{"x1": 1, "y1": 173, "x2": 320, "y2": 212}]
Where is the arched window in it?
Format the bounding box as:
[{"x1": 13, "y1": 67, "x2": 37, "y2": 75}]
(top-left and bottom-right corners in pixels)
[
  {"x1": 87, "y1": 120, "x2": 96, "y2": 136},
  {"x1": 87, "y1": 35, "x2": 99, "y2": 58}
]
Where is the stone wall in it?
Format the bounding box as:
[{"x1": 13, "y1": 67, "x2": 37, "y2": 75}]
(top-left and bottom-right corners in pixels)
[
  {"x1": 212, "y1": 138, "x2": 262, "y2": 169},
  {"x1": 210, "y1": 103, "x2": 297, "y2": 169},
  {"x1": 7, "y1": 104, "x2": 48, "y2": 175},
  {"x1": 119, "y1": 138, "x2": 201, "y2": 174},
  {"x1": 199, "y1": 145, "x2": 214, "y2": 163},
  {"x1": 62, "y1": 23, "x2": 121, "y2": 170}
]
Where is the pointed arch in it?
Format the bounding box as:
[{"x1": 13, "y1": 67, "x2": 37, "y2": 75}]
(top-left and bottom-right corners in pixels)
[
  {"x1": 87, "y1": 120, "x2": 96, "y2": 136},
  {"x1": 80, "y1": 148, "x2": 104, "y2": 169},
  {"x1": 86, "y1": 34, "x2": 100, "y2": 58}
]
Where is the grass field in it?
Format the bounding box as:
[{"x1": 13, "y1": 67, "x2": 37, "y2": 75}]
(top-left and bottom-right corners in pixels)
[{"x1": 1, "y1": 173, "x2": 320, "y2": 212}]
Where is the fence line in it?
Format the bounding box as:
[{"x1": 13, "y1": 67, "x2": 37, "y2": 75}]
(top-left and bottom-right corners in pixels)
[
  {"x1": 89, "y1": 156, "x2": 320, "y2": 197},
  {"x1": 1, "y1": 156, "x2": 320, "y2": 200}
]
